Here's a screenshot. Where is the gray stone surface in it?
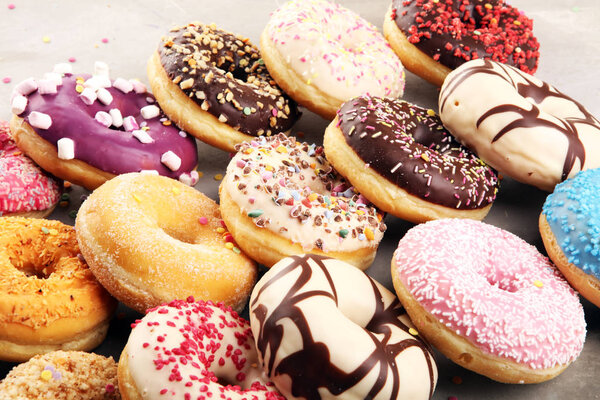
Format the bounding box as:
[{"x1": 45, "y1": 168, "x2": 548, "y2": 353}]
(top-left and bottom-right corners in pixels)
[{"x1": 0, "y1": 1, "x2": 599, "y2": 398}]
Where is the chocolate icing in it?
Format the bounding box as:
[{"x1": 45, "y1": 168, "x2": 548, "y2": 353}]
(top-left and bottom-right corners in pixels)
[
  {"x1": 159, "y1": 23, "x2": 299, "y2": 137},
  {"x1": 20, "y1": 74, "x2": 198, "y2": 179},
  {"x1": 440, "y1": 60, "x2": 600, "y2": 180},
  {"x1": 392, "y1": 0, "x2": 539, "y2": 73},
  {"x1": 252, "y1": 254, "x2": 436, "y2": 399},
  {"x1": 336, "y1": 95, "x2": 498, "y2": 209}
]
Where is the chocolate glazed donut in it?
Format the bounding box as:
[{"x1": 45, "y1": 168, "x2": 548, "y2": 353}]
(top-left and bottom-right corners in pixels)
[
  {"x1": 391, "y1": 0, "x2": 539, "y2": 73},
  {"x1": 250, "y1": 254, "x2": 437, "y2": 400},
  {"x1": 158, "y1": 23, "x2": 299, "y2": 137},
  {"x1": 439, "y1": 59, "x2": 600, "y2": 190}
]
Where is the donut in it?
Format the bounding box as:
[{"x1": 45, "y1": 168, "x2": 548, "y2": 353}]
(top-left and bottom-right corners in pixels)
[
  {"x1": 75, "y1": 173, "x2": 257, "y2": 314},
  {"x1": 0, "y1": 121, "x2": 60, "y2": 218},
  {"x1": 261, "y1": 0, "x2": 405, "y2": 120},
  {"x1": 0, "y1": 217, "x2": 116, "y2": 362},
  {"x1": 0, "y1": 351, "x2": 120, "y2": 399},
  {"x1": 148, "y1": 22, "x2": 299, "y2": 152},
  {"x1": 392, "y1": 219, "x2": 586, "y2": 383},
  {"x1": 118, "y1": 298, "x2": 283, "y2": 400},
  {"x1": 9, "y1": 63, "x2": 199, "y2": 191},
  {"x1": 540, "y1": 168, "x2": 600, "y2": 308},
  {"x1": 439, "y1": 59, "x2": 600, "y2": 191},
  {"x1": 324, "y1": 95, "x2": 499, "y2": 223},
  {"x1": 250, "y1": 254, "x2": 438, "y2": 399},
  {"x1": 219, "y1": 133, "x2": 386, "y2": 270},
  {"x1": 383, "y1": 0, "x2": 539, "y2": 86}
]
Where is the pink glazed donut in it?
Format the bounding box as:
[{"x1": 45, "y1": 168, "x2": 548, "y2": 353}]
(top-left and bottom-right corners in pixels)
[
  {"x1": 0, "y1": 120, "x2": 60, "y2": 218},
  {"x1": 391, "y1": 219, "x2": 586, "y2": 384}
]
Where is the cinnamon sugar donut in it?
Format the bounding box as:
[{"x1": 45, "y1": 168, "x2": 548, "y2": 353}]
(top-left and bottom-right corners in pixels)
[
  {"x1": 384, "y1": 0, "x2": 539, "y2": 86},
  {"x1": 75, "y1": 173, "x2": 257, "y2": 314},
  {"x1": 149, "y1": 23, "x2": 299, "y2": 152},
  {"x1": 0, "y1": 218, "x2": 116, "y2": 362}
]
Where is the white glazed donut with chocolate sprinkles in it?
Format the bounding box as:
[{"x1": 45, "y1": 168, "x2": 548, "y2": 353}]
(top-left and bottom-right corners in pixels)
[
  {"x1": 439, "y1": 59, "x2": 600, "y2": 191},
  {"x1": 219, "y1": 134, "x2": 386, "y2": 270},
  {"x1": 148, "y1": 22, "x2": 300, "y2": 152},
  {"x1": 118, "y1": 299, "x2": 283, "y2": 400},
  {"x1": 250, "y1": 254, "x2": 438, "y2": 400},
  {"x1": 324, "y1": 95, "x2": 499, "y2": 223}
]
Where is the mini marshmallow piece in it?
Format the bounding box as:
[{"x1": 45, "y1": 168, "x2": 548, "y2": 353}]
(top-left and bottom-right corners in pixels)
[
  {"x1": 123, "y1": 116, "x2": 139, "y2": 132},
  {"x1": 79, "y1": 87, "x2": 97, "y2": 105},
  {"x1": 97, "y1": 88, "x2": 113, "y2": 105},
  {"x1": 95, "y1": 111, "x2": 113, "y2": 127},
  {"x1": 140, "y1": 169, "x2": 159, "y2": 175},
  {"x1": 130, "y1": 79, "x2": 147, "y2": 94},
  {"x1": 14, "y1": 78, "x2": 38, "y2": 95},
  {"x1": 132, "y1": 129, "x2": 154, "y2": 144},
  {"x1": 161, "y1": 151, "x2": 182, "y2": 171},
  {"x1": 37, "y1": 79, "x2": 58, "y2": 95},
  {"x1": 52, "y1": 63, "x2": 73, "y2": 74},
  {"x1": 178, "y1": 130, "x2": 187, "y2": 138},
  {"x1": 179, "y1": 170, "x2": 199, "y2": 186},
  {"x1": 94, "y1": 61, "x2": 110, "y2": 77},
  {"x1": 43, "y1": 72, "x2": 63, "y2": 86},
  {"x1": 84, "y1": 75, "x2": 111, "y2": 91},
  {"x1": 11, "y1": 95, "x2": 27, "y2": 115},
  {"x1": 113, "y1": 77, "x2": 133, "y2": 93},
  {"x1": 109, "y1": 109, "x2": 123, "y2": 128},
  {"x1": 28, "y1": 111, "x2": 52, "y2": 129},
  {"x1": 57, "y1": 138, "x2": 75, "y2": 160},
  {"x1": 140, "y1": 105, "x2": 160, "y2": 119}
]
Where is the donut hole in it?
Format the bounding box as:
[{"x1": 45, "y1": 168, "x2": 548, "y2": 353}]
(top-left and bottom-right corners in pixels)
[
  {"x1": 10, "y1": 257, "x2": 55, "y2": 279},
  {"x1": 159, "y1": 225, "x2": 198, "y2": 245}
]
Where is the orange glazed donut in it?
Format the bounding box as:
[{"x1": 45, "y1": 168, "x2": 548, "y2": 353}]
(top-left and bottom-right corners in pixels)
[
  {"x1": 0, "y1": 217, "x2": 116, "y2": 362},
  {"x1": 75, "y1": 173, "x2": 257, "y2": 314}
]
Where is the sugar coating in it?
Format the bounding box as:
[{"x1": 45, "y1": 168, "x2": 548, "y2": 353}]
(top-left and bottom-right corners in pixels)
[
  {"x1": 266, "y1": 0, "x2": 405, "y2": 100},
  {"x1": 394, "y1": 219, "x2": 586, "y2": 369},
  {"x1": 126, "y1": 299, "x2": 283, "y2": 400},
  {"x1": 0, "y1": 351, "x2": 120, "y2": 399},
  {"x1": 543, "y1": 168, "x2": 600, "y2": 279}
]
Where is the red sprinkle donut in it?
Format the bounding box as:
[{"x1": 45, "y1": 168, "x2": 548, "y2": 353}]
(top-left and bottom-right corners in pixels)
[
  {"x1": 118, "y1": 298, "x2": 283, "y2": 400},
  {"x1": 0, "y1": 121, "x2": 60, "y2": 218}
]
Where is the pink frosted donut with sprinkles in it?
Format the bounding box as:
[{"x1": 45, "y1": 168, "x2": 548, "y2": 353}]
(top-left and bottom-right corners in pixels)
[
  {"x1": 260, "y1": 0, "x2": 405, "y2": 119},
  {"x1": 391, "y1": 219, "x2": 586, "y2": 384},
  {"x1": 219, "y1": 133, "x2": 386, "y2": 270},
  {"x1": 0, "y1": 120, "x2": 60, "y2": 218},
  {"x1": 118, "y1": 298, "x2": 284, "y2": 400}
]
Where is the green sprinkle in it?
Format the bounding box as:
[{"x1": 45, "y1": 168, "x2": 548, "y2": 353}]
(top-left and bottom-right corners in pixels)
[
  {"x1": 243, "y1": 107, "x2": 251, "y2": 115},
  {"x1": 248, "y1": 210, "x2": 264, "y2": 218},
  {"x1": 258, "y1": 58, "x2": 264, "y2": 65},
  {"x1": 572, "y1": 6, "x2": 580, "y2": 11},
  {"x1": 349, "y1": 200, "x2": 356, "y2": 207},
  {"x1": 232, "y1": 247, "x2": 241, "y2": 254},
  {"x1": 60, "y1": 193, "x2": 70, "y2": 201},
  {"x1": 323, "y1": 196, "x2": 331, "y2": 206},
  {"x1": 338, "y1": 229, "x2": 349, "y2": 238},
  {"x1": 68, "y1": 210, "x2": 78, "y2": 219},
  {"x1": 41, "y1": 227, "x2": 49, "y2": 234}
]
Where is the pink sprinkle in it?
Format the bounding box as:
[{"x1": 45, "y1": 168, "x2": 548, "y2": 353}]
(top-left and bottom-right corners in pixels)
[
  {"x1": 236, "y1": 159, "x2": 246, "y2": 168},
  {"x1": 198, "y1": 217, "x2": 208, "y2": 225},
  {"x1": 101, "y1": 38, "x2": 109, "y2": 43},
  {"x1": 7, "y1": 3, "x2": 15, "y2": 9},
  {"x1": 68, "y1": 57, "x2": 76, "y2": 63},
  {"x1": 105, "y1": 384, "x2": 115, "y2": 393},
  {"x1": 271, "y1": 109, "x2": 278, "y2": 116},
  {"x1": 2, "y1": 77, "x2": 11, "y2": 84},
  {"x1": 248, "y1": 197, "x2": 255, "y2": 204}
]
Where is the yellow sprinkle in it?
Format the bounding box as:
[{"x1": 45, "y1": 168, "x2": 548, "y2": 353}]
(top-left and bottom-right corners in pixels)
[
  {"x1": 75, "y1": 85, "x2": 84, "y2": 93},
  {"x1": 142, "y1": 126, "x2": 150, "y2": 131},
  {"x1": 197, "y1": 171, "x2": 204, "y2": 178},
  {"x1": 172, "y1": 187, "x2": 181, "y2": 195},
  {"x1": 533, "y1": 280, "x2": 544, "y2": 288},
  {"x1": 75, "y1": 77, "x2": 85, "y2": 83},
  {"x1": 162, "y1": 120, "x2": 172, "y2": 126},
  {"x1": 48, "y1": 229, "x2": 58, "y2": 236},
  {"x1": 310, "y1": 163, "x2": 316, "y2": 169},
  {"x1": 214, "y1": 173, "x2": 223, "y2": 181},
  {"x1": 216, "y1": 227, "x2": 225, "y2": 234},
  {"x1": 484, "y1": 3, "x2": 492, "y2": 9},
  {"x1": 421, "y1": 153, "x2": 430, "y2": 162},
  {"x1": 244, "y1": 148, "x2": 253, "y2": 154},
  {"x1": 491, "y1": 17, "x2": 497, "y2": 24},
  {"x1": 513, "y1": 20, "x2": 521, "y2": 25},
  {"x1": 306, "y1": 79, "x2": 312, "y2": 85},
  {"x1": 225, "y1": 242, "x2": 234, "y2": 250},
  {"x1": 42, "y1": 36, "x2": 51, "y2": 43},
  {"x1": 265, "y1": 165, "x2": 274, "y2": 172},
  {"x1": 276, "y1": 145, "x2": 287, "y2": 153},
  {"x1": 308, "y1": 193, "x2": 318, "y2": 202},
  {"x1": 356, "y1": 209, "x2": 365, "y2": 215},
  {"x1": 409, "y1": 328, "x2": 419, "y2": 336},
  {"x1": 40, "y1": 370, "x2": 52, "y2": 381},
  {"x1": 364, "y1": 227, "x2": 374, "y2": 240},
  {"x1": 426, "y1": 109, "x2": 436, "y2": 116},
  {"x1": 133, "y1": 194, "x2": 142, "y2": 203}
]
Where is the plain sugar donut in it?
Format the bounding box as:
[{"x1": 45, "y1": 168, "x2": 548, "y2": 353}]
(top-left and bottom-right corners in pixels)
[{"x1": 392, "y1": 218, "x2": 586, "y2": 383}]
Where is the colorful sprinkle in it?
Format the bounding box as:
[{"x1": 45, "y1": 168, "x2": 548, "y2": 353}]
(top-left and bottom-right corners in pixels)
[
  {"x1": 408, "y1": 327, "x2": 419, "y2": 336},
  {"x1": 198, "y1": 217, "x2": 208, "y2": 225},
  {"x1": 2, "y1": 77, "x2": 11, "y2": 84},
  {"x1": 214, "y1": 173, "x2": 223, "y2": 181},
  {"x1": 248, "y1": 210, "x2": 264, "y2": 218},
  {"x1": 68, "y1": 57, "x2": 77, "y2": 63},
  {"x1": 533, "y1": 280, "x2": 544, "y2": 288},
  {"x1": 40, "y1": 369, "x2": 53, "y2": 381}
]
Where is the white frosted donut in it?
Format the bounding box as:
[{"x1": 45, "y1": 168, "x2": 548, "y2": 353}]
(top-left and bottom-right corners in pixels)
[
  {"x1": 439, "y1": 59, "x2": 600, "y2": 191},
  {"x1": 118, "y1": 299, "x2": 283, "y2": 400},
  {"x1": 261, "y1": 0, "x2": 405, "y2": 119},
  {"x1": 219, "y1": 134, "x2": 386, "y2": 270},
  {"x1": 249, "y1": 254, "x2": 437, "y2": 400}
]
